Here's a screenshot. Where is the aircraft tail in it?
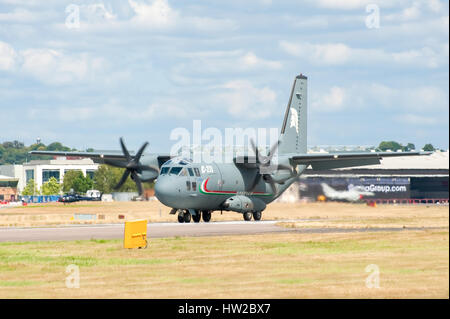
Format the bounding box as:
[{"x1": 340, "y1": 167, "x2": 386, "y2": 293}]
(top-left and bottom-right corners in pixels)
[{"x1": 278, "y1": 74, "x2": 307, "y2": 155}]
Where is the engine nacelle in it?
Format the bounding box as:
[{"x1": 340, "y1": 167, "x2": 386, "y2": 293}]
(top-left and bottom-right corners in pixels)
[
  {"x1": 139, "y1": 170, "x2": 159, "y2": 182},
  {"x1": 222, "y1": 195, "x2": 266, "y2": 213}
]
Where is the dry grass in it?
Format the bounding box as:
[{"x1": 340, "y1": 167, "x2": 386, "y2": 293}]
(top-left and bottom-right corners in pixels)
[
  {"x1": 0, "y1": 201, "x2": 447, "y2": 298},
  {"x1": 0, "y1": 229, "x2": 448, "y2": 298},
  {"x1": 278, "y1": 204, "x2": 449, "y2": 229},
  {"x1": 0, "y1": 201, "x2": 448, "y2": 228}
]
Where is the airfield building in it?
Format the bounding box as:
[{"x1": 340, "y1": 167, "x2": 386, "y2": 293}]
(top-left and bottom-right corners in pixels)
[
  {"x1": 0, "y1": 175, "x2": 18, "y2": 201},
  {"x1": 0, "y1": 158, "x2": 99, "y2": 193},
  {"x1": 296, "y1": 150, "x2": 449, "y2": 203}
]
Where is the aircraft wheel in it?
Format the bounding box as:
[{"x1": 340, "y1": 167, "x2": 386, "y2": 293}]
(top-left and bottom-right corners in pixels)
[
  {"x1": 243, "y1": 212, "x2": 252, "y2": 221},
  {"x1": 183, "y1": 211, "x2": 191, "y2": 223},
  {"x1": 202, "y1": 211, "x2": 211, "y2": 222},
  {"x1": 177, "y1": 212, "x2": 184, "y2": 223},
  {"x1": 252, "y1": 211, "x2": 262, "y2": 221},
  {"x1": 192, "y1": 211, "x2": 201, "y2": 223}
]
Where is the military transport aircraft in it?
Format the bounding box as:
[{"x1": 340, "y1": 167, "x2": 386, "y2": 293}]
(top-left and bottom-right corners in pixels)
[{"x1": 30, "y1": 74, "x2": 430, "y2": 223}]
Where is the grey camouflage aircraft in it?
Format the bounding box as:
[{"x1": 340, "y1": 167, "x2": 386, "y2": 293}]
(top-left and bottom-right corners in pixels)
[{"x1": 30, "y1": 74, "x2": 430, "y2": 223}]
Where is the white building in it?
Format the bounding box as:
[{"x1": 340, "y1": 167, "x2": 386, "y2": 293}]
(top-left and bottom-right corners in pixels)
[{"x1": 0, "y1": 158, "x2": 99, "y2": 193}]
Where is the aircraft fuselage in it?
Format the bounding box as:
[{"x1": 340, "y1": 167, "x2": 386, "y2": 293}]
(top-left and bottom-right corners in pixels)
[{"x1": 153, "y1": 157, "x2": 303, "y2": 213}]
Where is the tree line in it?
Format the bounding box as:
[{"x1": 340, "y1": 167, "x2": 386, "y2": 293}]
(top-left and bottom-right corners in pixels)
[
  {"x1": 0, "y1": 140, "x2": 75, "y2": 165},
  {"x1": 376, "y1": 141, "x2": 436, "y2": 152}
]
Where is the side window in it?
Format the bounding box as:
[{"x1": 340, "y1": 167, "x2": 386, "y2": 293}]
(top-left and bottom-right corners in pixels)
[
  {"x1": 180, "y1": 168, "x2": 188, "y2": 176},
  {"x1": 186, "y1": 181, "x2": 191, "y2": 191},
  {"x1": 193, "y1": 168, "x2": 200, "y2": 177},
  {"x1": 187, "y1": 168, "x2": 194, "y2": 176},
  {"x1": 192, "y1": 181, "x2": 197, "y2": 191}
]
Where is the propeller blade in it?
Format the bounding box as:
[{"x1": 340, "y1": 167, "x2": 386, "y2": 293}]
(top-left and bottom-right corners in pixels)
[
  {"x1": 131, "y1": 171, "x2": 143, "y2": 195},
  {"x1": 264, "y1": 175, "x2": 278, "y2": 195},
  {"x1": 134, "y1": 141, "x2": 149, "y2": 162},
  {"x1": 114, "y1": 169, "x2": 131, "y2": 190},
  {"x1": 248, "y1": 173, "x2": 262, "y2": 192},
  {"x1": 119, "y1": 137, "x2": 131, "y2": 161},
  {"x1": 268, "y1": 140, "x2": 281, "y2": 160},
  {"x1": 264, "y1": 140, "x2": 281, "y2": 165},
  {"x1": 249, "y1": 138, "x2": 259, "y2": 164},
  {"x1": 104, "y1": 159, "x2": 128, "y2": 168}
]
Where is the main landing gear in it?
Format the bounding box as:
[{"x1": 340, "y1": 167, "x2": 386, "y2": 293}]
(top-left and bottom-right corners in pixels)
[
  {"x1": 242, "y1": 211, "x2": 262, "y2": 221},
  {"x1": 177, "y1": 210, "x2": 212, "y2": 223}
]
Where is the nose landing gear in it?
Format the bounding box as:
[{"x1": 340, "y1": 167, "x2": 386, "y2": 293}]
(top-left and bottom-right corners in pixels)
[{"x1": 177, "y1": 210, "x2": 192, "y2": 223}]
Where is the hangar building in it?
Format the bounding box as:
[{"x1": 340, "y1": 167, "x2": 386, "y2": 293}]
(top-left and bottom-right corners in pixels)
[{"x1": 297, "y1": 150, "x2": 449, "y2": 202}]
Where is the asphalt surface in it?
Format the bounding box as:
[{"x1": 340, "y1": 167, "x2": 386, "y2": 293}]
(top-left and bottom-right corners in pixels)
[{"x1": 0, "y1": 220, "x2": 437, "y2": 243}]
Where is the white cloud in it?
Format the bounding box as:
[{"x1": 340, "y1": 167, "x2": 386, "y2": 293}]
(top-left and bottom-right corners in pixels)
[
  {"x1": 312, "y1": 83, "x2": 448, "y2": 113},
  {"x1": 384, "y1": 1, "x2": 422, "y2": 21},
  {"x1": 128, "y1": 0, "x2": 178, "y2": 29},
  {"x1": 173, "y1": 50, "x2": 282, "y2": 77},
  {"x1": 279, "y1": 40, "x2": 448, "y2": 68},
  {"x1": 427, "y1": 0, "x2": 444, "y2": 13},
  {"x1": 218, "y1": 80, "x2": 277, "y2": 119},
  {"x1": 397, "y1": 113, "x2": 439, "y2": 125},
  {"x1": 82, "y1": 3, "x2": 117, "y2": 22},
  {"x1": 0, "y1": 8, "x2": 41, "y2": 23},
  {"x1": 311, "y1": 86, "x2": 346, "y2": 111},
  {"x1": 239, "y1": 52, "x2": 282, "y2": 70},
  {"x1": 311, "y1": 0, "x2": 404, "y2": 10},
  {"x1": 65, "y1": 0, "x2": 238, "y2": 34},
  {"x1": 0, "y1": 41, "x2": 17, "y2": 71},
  {"x1": 280, "y1": 41, "x2": 352, "y2": 65},
  {"x1": 20, "y1": 48, "x2": 105, "y2": 85},
  {"x1": 0, "y1": 40, "x2": 107, "y2": 85}
]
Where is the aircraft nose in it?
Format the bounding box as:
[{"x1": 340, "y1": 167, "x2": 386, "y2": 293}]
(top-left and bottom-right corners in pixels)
[{"x1": 154, "y1": 177, "x2": 176, "y2": 207}]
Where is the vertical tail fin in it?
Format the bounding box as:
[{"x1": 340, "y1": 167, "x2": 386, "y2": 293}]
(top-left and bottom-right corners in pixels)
[{"x1": 278, "y1": 74, "x2": 307, "y2": 155}]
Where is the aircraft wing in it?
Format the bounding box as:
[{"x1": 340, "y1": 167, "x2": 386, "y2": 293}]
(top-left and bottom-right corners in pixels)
[
  {"x1": 28, "y1": 150, "x2": 171, "y2": 168},
  {"x1": 290, "y1": 151, "x2": 432, "y2": 170}
]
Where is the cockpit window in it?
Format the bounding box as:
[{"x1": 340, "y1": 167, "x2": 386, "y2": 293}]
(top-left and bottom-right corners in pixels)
[
  {"x1": 179, "y1": 168, "x2": 188, "y2": 176},
  {"x1": 169, "y1": 167, "x2": 182, "y2": 175},
  {"x1": 160, "y1": 167, "x2": 169, "y2": 175},
  {"x1": 193, "y1": 168, "x2": 201, "y2": 177},
  {"x1": 187, "y1": 168, "x2": 194, "y2": 176}
]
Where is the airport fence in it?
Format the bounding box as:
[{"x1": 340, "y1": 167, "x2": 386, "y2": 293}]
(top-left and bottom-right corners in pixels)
[
  {"x1": 21, "y1": 195, "x2": 60, "y2": 203},
  {"x1": 365, "y1": 198, "x2": 449, "y2": 205}
]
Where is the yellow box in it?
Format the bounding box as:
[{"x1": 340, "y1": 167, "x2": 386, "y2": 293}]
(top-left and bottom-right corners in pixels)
[{"x1": 124, "y1": 219, "x2": 148, "y2": 249}]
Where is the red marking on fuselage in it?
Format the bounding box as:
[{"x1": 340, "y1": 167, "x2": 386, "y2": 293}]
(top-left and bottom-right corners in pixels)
[{"x1": 202, "y1": 178, "x2": 267, "y2": 195}]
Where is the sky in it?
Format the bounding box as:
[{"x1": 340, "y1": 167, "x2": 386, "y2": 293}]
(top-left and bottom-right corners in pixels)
[{"x1": 0, "y1": 0, "x2": 448, "y2": 153}]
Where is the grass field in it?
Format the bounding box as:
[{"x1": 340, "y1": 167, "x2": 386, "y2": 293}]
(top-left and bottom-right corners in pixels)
[
  {"x1": 0, "y1": 230, "x2": 447, "y2": 298},
  {"x1": 0, "y1": 201, "x2": 448, "y2": 298}
]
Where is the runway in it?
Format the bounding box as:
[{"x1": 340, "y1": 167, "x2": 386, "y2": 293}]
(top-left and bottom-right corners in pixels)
[{"x1": 0, "y1": 220, "x2": 436, "y2": 242}]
